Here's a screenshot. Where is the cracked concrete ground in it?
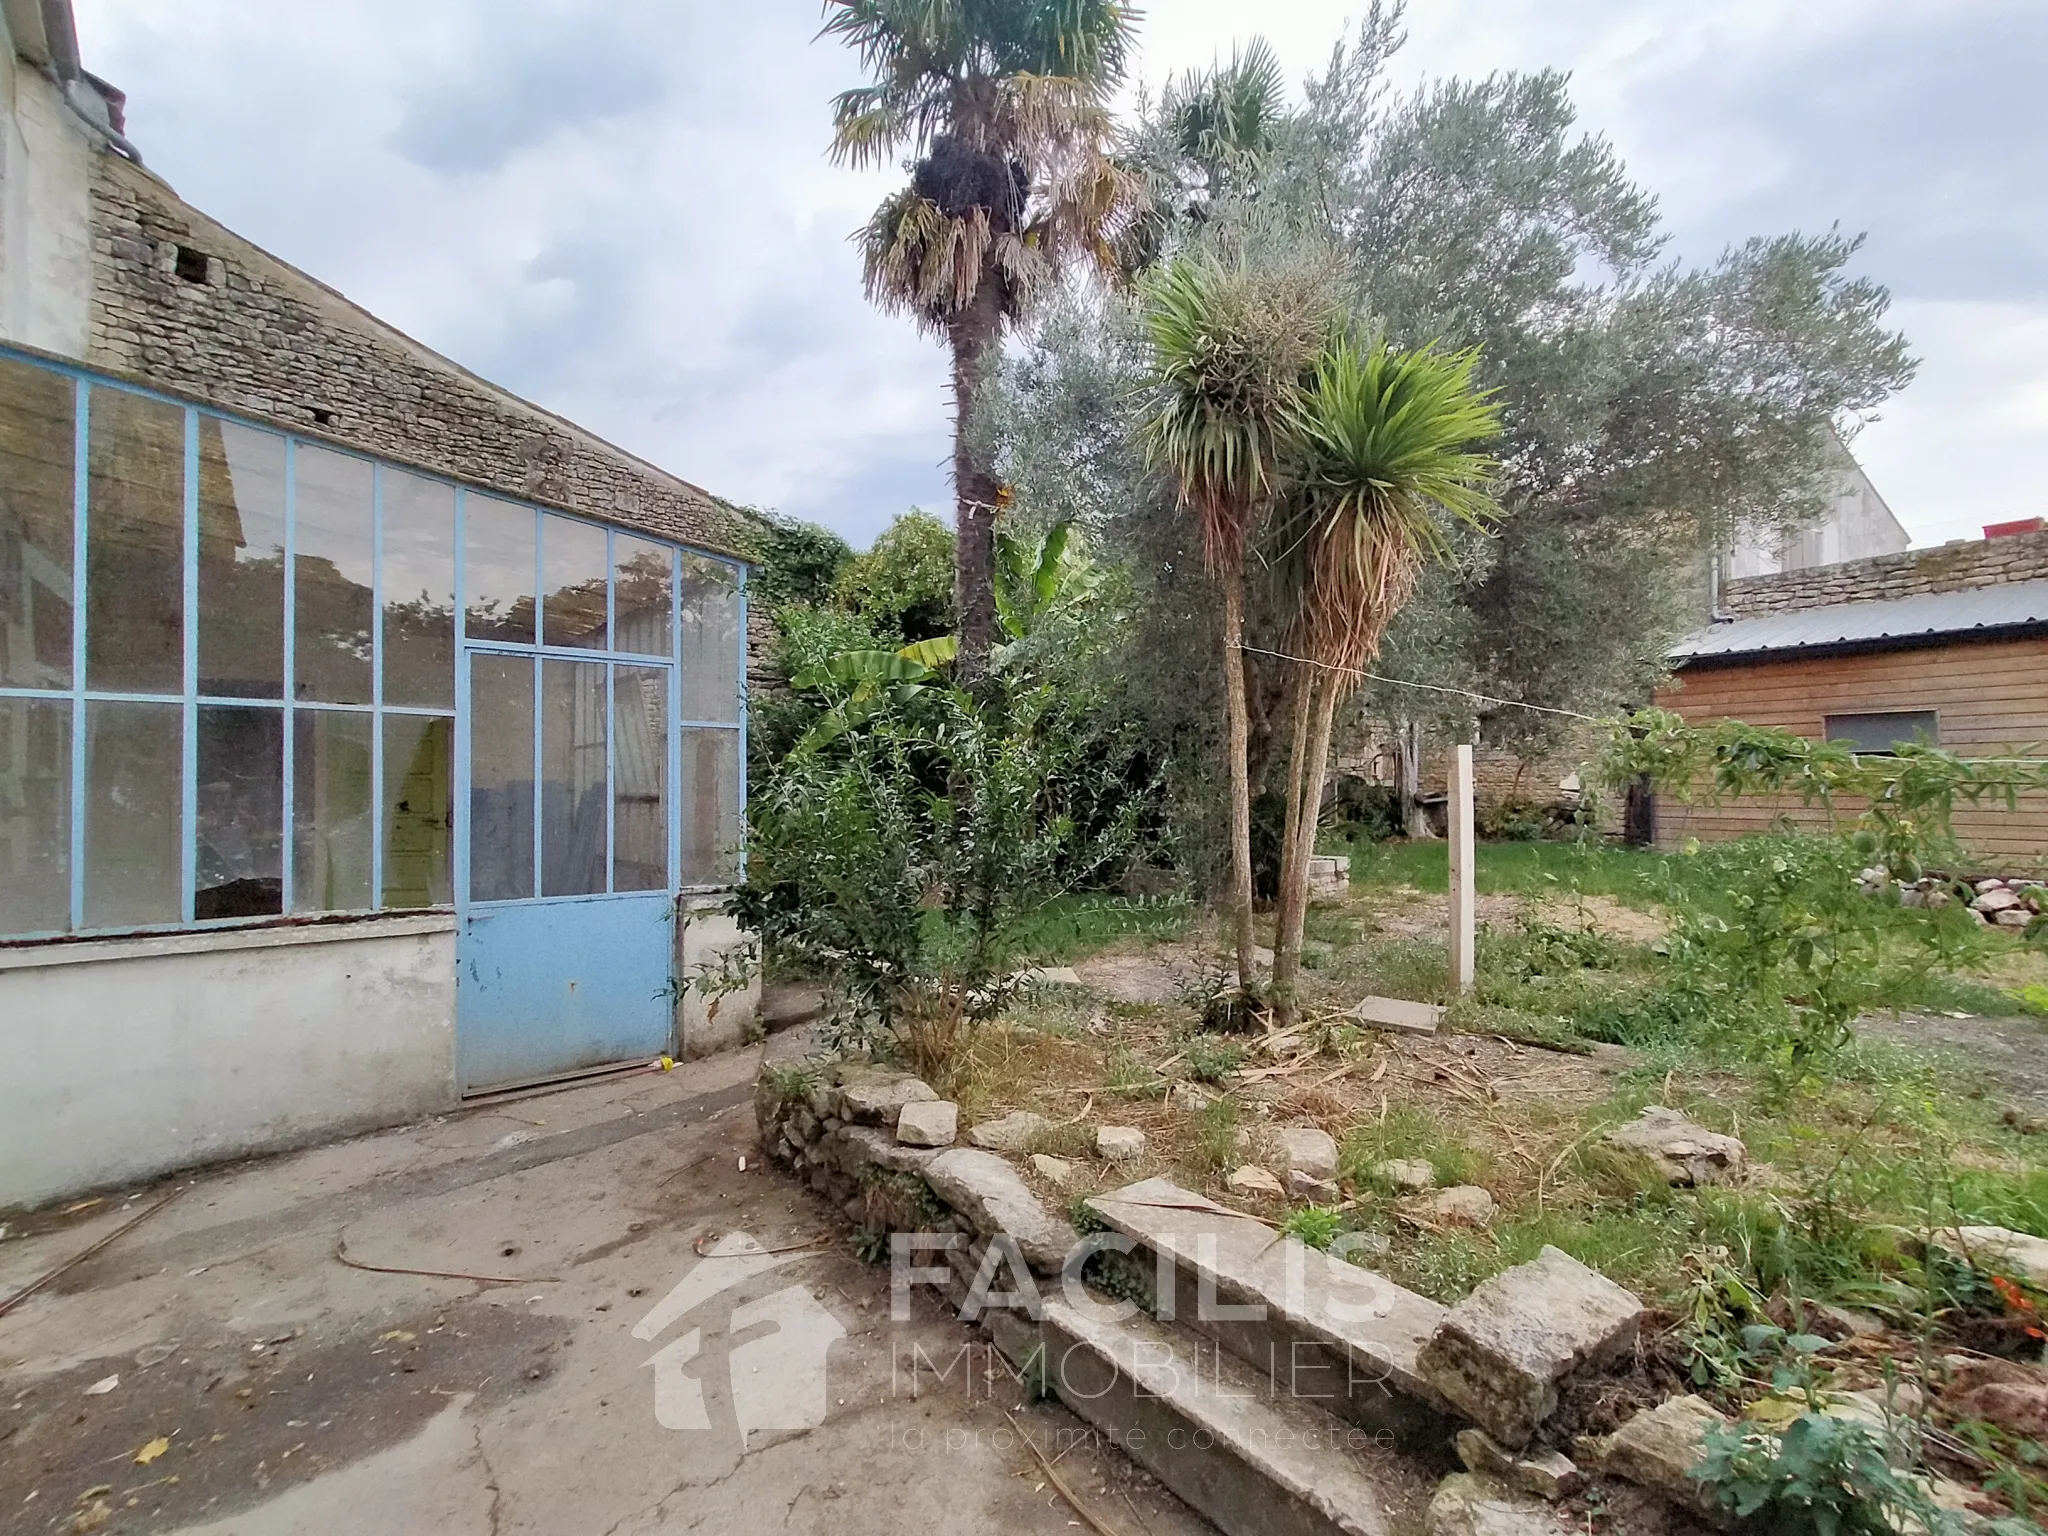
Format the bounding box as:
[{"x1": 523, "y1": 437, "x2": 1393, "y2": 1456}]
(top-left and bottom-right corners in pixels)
[{"x1": 0, "y1": 1040, "x2": 1210, "y2": 1536}]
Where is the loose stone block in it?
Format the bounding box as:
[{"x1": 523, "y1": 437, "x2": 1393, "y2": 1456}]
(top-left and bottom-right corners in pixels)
[
  {"x1": 1276, "y1": 1126, "x2": 1339, "y2": 1181},
  {"x1": 1424, "y1": 1186, "x2": 1497, "y2": 1227},
  {"x1": 1424, "y1": 1473, "x2": 1564, "y2": 1536},
  {"x1": 1455, "y1": 1430, "x2": 1582, "y2": 1501},
  {"x1": 1096, "y1": 1125, "x2": 1147, "y2": 1162},
  {"x1": 838, "y1": 1068, "x2": 939, "y2": 1127},
  {"x1": 1934, "y1": 1225, "x2": 2048, "y2": 1288},
  {"x1": 1606, "y1": 1107, "x2": 1747, "y2": 1186},
  {"x1": 968, "y1": 1110, "x2": 1049, "y2": 1153},
  {"x1": 1596, "y1": 1395, "x2": 1731, "y2": 1523},
  {"x1": 1417, "y1": 1246, "x2": 1644, "y2": 1448},
  {"x1": 1030, "y1": 1154, "x2": 1076, "y2": 1189},
  {"x1": 1226, "y1": 1164, "x2": 1286, "y2": 1198},
  {"x1": 1377, "y1": 1159, "x2": 1437, "y2": 1192},
  {"x1": 895, "y1": 1099, "x2": 959, "y2": 1148}
]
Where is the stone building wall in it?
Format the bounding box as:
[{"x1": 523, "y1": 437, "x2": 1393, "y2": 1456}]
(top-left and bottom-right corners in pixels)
[
  {"x1": 83, "y1": 154, "x2": 751, "y2": 564},
  {"x1": 1722, "y1": 530, "x2": 2048, "y2": 619}
]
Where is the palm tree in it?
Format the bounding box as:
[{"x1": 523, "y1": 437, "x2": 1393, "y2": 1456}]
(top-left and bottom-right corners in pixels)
[
  {"x1": 1268, "y1": 340, "x2": 1503, "y2": 1021},
  {"x1": 822, "y1": 0, "x2": 1140, "y2": 672},
  {"x1": 1121, "y1": 38, "x2": 1288, "y2": 273},
  {"x1": 1138, "y1": 253, "x2": 1335, "y2": 998}
]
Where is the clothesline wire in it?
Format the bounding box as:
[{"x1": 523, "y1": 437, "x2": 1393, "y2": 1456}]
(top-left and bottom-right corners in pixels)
[{"x1": 1237, "y1": 643, "x2": 1606, "y2": 723}]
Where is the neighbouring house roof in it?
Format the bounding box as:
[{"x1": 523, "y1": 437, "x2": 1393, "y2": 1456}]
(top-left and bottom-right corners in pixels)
[{"x1": 1673, "y1": 578, "x2": 2048, "y2": 666}]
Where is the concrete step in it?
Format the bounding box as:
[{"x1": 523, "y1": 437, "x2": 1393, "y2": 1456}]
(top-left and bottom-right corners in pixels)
[
  {"x1": 1087, "y1": 1178, "x2": 1453, "y2": 1445},
  {"x1": 759, "y1": 981, "x2": 826, "y2": 1034},
  {"x1": 1038, "y1": 1295, "x2": 1405, "y2": 1536}
]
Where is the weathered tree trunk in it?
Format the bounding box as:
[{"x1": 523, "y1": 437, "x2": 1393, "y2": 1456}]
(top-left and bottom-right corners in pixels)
[
  {"x1": 1274, "y1": 675, "x2": 1345, "y2": 1017},
  {"x1": 948, "y1": 276, "x2": 1004, "y2": 674},
  {"x1": 1397, "y1": 718, "x2": 1430, "y2": 838},
  {"x1": 1270, "y1": 667, "x2": 1317, "y2": 1028},
  {"x1": 1219, "y1": 574, "x2": 1257, "y2": 993}
]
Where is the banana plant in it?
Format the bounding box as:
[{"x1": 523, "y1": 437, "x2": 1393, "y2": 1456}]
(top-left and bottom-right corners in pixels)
[
  {"x1": 788, "y1": 637, "x2": 959, "y2": 758},
  {"x1": 992, "y1": 518, "x2": 1100, "y2": 649}
]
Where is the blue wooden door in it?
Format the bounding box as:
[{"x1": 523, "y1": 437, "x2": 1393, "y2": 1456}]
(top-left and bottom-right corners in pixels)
[{"x1": 455, "y1": 640, "x2": 681, "y2": 1093}]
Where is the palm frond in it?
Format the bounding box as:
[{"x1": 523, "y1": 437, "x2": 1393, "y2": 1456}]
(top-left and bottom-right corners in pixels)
[
  {"x1": 1283, "y1": 340, "x2": 1505, "y2": 675},
  {"x1": 1137, "y1": 253, "x2": 1338, "y2": 574}
]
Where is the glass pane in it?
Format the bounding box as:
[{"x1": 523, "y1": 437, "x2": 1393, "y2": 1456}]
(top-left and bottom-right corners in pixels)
[
  {"x1": 0, "y1": 696, "x2": 70, "y2": 934},
  {"x1": 380, "y1": 469, "x2": 456, "y2": 709},
  {"x1": 197, "y1": 421, "x2": 287, "y2": 699},
  {"x1": 0, "y1": 358, "x2": 75, "y2": 689},
  {"x1": 541, "y1": 515, "x2": 608, "y2": 649},
  {"x1": 196, "y1": 704, "x2": 283, "y2": 918},
  {"x1": 85, "y1": 699, "x2": 181, "y2": 927},
  {"x1": 469, "y1": 653, "x2": 535, "y2": 900},
  {"x1": 86, "y1": 388, "x2": 185, "y2": 695},
  {"x1": 614, "y1": 535, "x2": 672, "y2": 657},
  {"x1": 292, "y1": 709, "x2": 373, "y2": 912},
  {"x1": 382, "y1": 714, "x2": 452, "y2": 909},
  {"x1": 541, "y1": 658, "x2": 607, "y2": 896},
  {"x1": 680, "y1": 728, "x2": 740, "y2": 886},
  {"x1": 680, "y1": 555, "x2": 741, "y2": 722},
  {"x1": 613, "y1": 665, "x2": 667, "y2": 892},
  {"x1": 464, "y1": 495, "x2": 535, "y2": 643},
  {"x1": 294, "y1": 446, "x2": 375, "y2": 705}
]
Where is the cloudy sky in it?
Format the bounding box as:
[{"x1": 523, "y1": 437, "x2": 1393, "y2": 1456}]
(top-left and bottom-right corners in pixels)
[{"x1": 74, "y1": 1, "x2": 2046, "y2": 549}]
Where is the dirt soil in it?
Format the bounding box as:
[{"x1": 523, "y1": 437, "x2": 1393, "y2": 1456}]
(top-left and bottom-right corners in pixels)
[
  {"x1": 1863, "y1": 1008, "x2": 2048, "y2": 1118},
  {"x1": 0, "y1": 1039, "x2": 1212, "y2": 1536}
]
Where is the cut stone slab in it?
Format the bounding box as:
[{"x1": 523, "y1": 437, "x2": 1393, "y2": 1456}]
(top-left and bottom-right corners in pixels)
[
  {"x1": 1606, "y1": 1106, "x2": 1747, "y2": 1186},
  {"x1": 1030, "y1": 1154, "x2": 1076, "y2": 1189},
  {"x1": 820, "y1": 1124, "x2": 936, "y2": 1179},
  {"x1": 1423, "y1": 1186, "x2": 1497, "y2": 1227},
  {"x1": 1378, "y1": 1159, "x2": 1438, "y2": 1193},
  {"x1": 1353, "y1": 996, "x2": 1445, "y2": 1036},
  {"x1": 1417, "y1": 1245, "x2": 1645, "y2": 1448},
  {"x1": 922, "y1": 1148, "x2": 1079, "y2": 1275},
  {"x1": 1226, "y1": 1164, "x2": 1287, "y2": 1198},
  {"x1": 1040, "y1": 1295, "x2": 1398, "y2": 1536},
  {"x1": 968, "y1": 1110, "x2": 1048, "y2": 1153},
  {"x1": 1424, "y1": 1473, "x2": 1564, "y2": 1536},
  {"x1": 1596, "y1": 1394, "x2": 1731, "y2": 1523},
  {"x1": 895, "y1": 1099, "x2": 958, "y2": 1147},
  {"x1": 1087, "y1": 1178, "x2": 1452, "y2": 1438},
  {"x1": 1455, "y1": 1430, "x2": 1582, "y2": 1501},
  {"x1": 1934, "y1": 1225, "x2": 2048, "y2": 1288},
  {"x1": 1276, "y1": 1126, "x2": 1340, "y2": 1181},
  {"x1": 837, "y1": 1068, "x2": 938, "y2": 1127},
  {"x1": 1096, "y1": 1125, "x2": 1147, "y2": 1162}
]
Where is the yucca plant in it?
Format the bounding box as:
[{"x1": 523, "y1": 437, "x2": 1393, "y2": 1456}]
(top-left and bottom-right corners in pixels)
[
  {"x1": 1269, "y1": 340, "x2": 1503, "y2": 1020},
  {"x1": 823, "y1": 0, "x2": 1141, "y2": 671},
  {"x1": 1138, "y1": 253, "x2": 1336, "y2": 997}
]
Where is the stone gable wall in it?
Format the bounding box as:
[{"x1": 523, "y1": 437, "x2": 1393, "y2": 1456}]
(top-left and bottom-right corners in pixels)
[
  {"x1": 84, "y1": 154, "x2": 748, "y2": 562},
  {"x1": 1723, "y1": 530, "x2": 2048, "y2": 618}
]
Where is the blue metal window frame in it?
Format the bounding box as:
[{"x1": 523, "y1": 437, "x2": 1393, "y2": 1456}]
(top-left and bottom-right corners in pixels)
[{"x1": 0, "y1": 343, "x2": 747, "y2": 942}]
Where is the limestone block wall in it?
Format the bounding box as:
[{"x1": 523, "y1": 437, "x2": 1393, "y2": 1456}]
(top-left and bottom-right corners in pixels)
[{"x1": 1723, "y1": 530, "x2": 2048, "y2": 619}]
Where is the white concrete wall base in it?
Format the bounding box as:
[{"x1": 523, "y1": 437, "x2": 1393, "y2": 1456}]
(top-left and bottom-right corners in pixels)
[{"x1": 0, "y1": 917, "x2": 457, "y2": 1208}]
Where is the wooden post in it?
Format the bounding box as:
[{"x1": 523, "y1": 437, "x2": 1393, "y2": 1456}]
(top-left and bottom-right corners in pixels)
[{"x1": 1449, "y1": 743, "x2": 1476, "y2": 994}]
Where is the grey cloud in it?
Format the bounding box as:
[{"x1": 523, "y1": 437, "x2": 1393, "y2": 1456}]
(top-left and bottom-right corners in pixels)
[
  {"x1": 781, "y1": 441, "x2": 953, "y2": 547},
  {"x1": 391, "y1": 10, "x2": 671, "y2": 174},
  {"x1": 1631, "y1": 1, "x2": 2048, "y2": 304}
]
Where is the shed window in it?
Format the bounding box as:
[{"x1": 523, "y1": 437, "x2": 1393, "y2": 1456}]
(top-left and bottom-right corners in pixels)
[
  {"x1": 1823, "y1": 710, "x2": 1940, "y2": 755},
  {"x1": 0, "y1": 349, "x2": 744, "y2": 939}
]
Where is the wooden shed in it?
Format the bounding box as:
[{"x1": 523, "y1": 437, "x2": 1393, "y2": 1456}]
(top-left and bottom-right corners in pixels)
[{"x1": 1652, "y1": 578, "x2": 2048, "y2": 871}]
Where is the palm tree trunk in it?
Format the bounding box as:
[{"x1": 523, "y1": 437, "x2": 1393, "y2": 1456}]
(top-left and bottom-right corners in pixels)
[
  {"x1": 1219, "y1": 571, "x2": 1256, "y2": 993},
  {"x1": 1277, "y1": 673, "x2": 1345, "y2": 997},
  {"x1": 948, "y1": 275, "x2": 1004, "y2": 674},
  {"x1": 1270, "y1": 667, "x2": 1316, "y2": 1027}
]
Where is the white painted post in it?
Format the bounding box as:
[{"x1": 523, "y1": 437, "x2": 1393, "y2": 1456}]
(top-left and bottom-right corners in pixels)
[{"x1": 1449, "y1": 743, "x2": 1476, "y2": 994}]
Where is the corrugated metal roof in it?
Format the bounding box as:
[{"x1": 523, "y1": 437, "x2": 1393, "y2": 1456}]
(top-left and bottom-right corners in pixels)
[{"x1": 1672, "y1": 579, "x2": 2048, "y2": 664}]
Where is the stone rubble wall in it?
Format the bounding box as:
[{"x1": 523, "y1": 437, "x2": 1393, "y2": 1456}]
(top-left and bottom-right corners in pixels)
[{"x1": 1722, "y1": 529, "x2": 2048, "y2": 618}]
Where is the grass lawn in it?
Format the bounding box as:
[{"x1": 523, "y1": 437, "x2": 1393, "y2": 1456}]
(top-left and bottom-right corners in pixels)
[{"x1": 1332, "y1": 833, "x2": 1696, "y2": 907}]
